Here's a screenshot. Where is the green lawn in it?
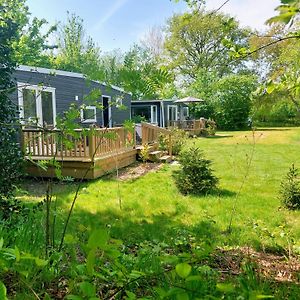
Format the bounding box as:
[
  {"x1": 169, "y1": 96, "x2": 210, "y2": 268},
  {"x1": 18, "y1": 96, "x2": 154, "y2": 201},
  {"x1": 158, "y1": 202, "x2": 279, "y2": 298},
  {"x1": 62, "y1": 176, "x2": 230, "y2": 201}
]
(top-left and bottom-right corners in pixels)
[
  {"x1": 16, "y1": 127, "x2": 300, "y2": 253},
  {"x1": 3, "y1": 127, "x2": 300, "y2": 299}
]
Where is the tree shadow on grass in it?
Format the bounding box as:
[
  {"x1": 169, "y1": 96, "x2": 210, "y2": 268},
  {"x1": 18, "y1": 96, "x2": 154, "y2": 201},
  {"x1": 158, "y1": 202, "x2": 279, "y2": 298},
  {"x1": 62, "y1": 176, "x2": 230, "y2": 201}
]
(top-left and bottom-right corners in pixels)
[
  {"x1": 206, "y1": 134, "x2": 233, "y2": 139},
  {"x1": 69, "y1": 207, "x2": 221, "y2": 247},
  {"x1": 255, "y1": 128, "x2": 292, "y2": 132},
  {"x1": 213, "y1": 188, "x2": 237, "y2": 198}
]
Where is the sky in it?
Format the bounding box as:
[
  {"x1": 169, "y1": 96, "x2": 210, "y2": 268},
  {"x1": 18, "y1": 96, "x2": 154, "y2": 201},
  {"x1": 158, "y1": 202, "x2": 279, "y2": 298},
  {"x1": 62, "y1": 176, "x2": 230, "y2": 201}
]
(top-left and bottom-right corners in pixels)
[{"x1": 26, "y1": 0, "x2": 281, "y2": 53}]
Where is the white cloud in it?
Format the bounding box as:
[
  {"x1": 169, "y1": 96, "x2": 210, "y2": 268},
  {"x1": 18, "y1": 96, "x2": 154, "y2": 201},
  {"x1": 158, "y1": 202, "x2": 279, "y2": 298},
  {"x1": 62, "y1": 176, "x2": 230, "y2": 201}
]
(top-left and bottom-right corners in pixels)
[
  {"x1": 92, "y1": 0, "x2": 129, "y2": 31},
  {"x1": 205, "y1": 0, "x2": 281, "y2": 30}
]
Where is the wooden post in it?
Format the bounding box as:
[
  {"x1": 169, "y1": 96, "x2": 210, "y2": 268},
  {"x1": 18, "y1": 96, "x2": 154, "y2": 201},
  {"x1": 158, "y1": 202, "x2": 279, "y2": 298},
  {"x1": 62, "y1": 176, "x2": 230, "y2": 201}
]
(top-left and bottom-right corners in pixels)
[
  {"x1": 19, "y1": 126, "x2": 26, "y2": 153},
  {"x1": 88, "y1": 129, "x2": 96, "y2": 161},
  {"x1": 133, "y1": 124, "x2": 137, "y2": 148},
  {"x1": 168, "y1": 133, "x2": 172, "y2": 158}
]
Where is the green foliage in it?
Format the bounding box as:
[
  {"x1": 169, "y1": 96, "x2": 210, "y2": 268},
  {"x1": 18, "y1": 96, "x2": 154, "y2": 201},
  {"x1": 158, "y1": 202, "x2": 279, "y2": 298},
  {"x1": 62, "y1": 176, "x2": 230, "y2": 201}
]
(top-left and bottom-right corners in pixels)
[
  {"x1": 213, "y1": 74, "x2": 257, "y2": 130},
  {"x1": 206, "y1": 119, "x2": 217, "y2": 136},
  {"x1": 119, "y1": 45, "x2": 173, "y2": 99},
  {"x1": 164, "y1": 10, "x2": 250, "y2": 79},
  {"x1": 0, "y1": 0, "x2": 24, "y2": 200},
  {"x1": 279, "y1": 164, "x2": 300, "y2": 210},
  {"x1": 55, "y1": 13, "x2": 102, "y2": 78},
  {"x1": 267, "y1": 0, "x2": 300, "y2": 25},
  {"x1": 173, "y1": 146, "x2": 218, "y2": 195},
  {"x1": 189, "y1": 101, "x2": 215, "y2": 119},
  {"x1": 159, "y1": 128, "x2": 188, "y2": 155},
  {"x1": 139, "y1": 143, "x2": 150, "y2": 163}
]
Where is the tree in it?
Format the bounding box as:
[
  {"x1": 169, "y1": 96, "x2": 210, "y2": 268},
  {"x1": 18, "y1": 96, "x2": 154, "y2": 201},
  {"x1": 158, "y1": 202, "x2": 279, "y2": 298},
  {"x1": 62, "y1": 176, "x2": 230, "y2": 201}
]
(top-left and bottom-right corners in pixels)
[
  {"x1": 12, "y1": 15, "x2": 57, "y2": 67},
  {"x1": 54, "y1": 13, "x2": 102, "y2": 78},
  {"x1": 116, "y1": 45, "x2": 173, "y2": 100},
  {"x1": 0, "y1": 0, "x2": 24, "y2": 199},
  {"x1": 212, "y1": 75, "x2": 257, "y2": 130},
  {"x1": 141, "y1": 25, "x2": 165, "y2": 59},
  {"x1": 164, "y1": 10, "x2": 250, "y2": 80}
]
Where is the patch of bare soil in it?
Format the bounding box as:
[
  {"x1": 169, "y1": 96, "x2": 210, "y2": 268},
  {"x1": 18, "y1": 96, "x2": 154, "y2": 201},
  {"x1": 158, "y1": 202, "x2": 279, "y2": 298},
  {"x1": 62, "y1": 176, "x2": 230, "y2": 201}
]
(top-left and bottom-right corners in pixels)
[
  {"x1": 212, "y1": 247, "x2": 300, "y2": 284},
  {"x1": 116, "y1": 162, "x2": 164, "y2": 181}
]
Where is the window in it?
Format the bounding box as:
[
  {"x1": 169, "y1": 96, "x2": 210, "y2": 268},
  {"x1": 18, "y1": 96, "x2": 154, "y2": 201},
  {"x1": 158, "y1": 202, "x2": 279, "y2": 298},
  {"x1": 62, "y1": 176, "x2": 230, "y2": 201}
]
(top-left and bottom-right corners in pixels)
[
  {"x1": 182, "y1": 107, "x2": 189, "y2": 119},
  {"x1": 81, "y1": 106, "x2": 97, "y2": 123},
  {"x1": 18, "y1": 83, "x2": 56, "y2": 126},
  {"x1": 132, "y1": 106, "x2": 151, "y2": 122},
  {"x1": 116, "y1": 97, "x2": 123, "y2": 108}
]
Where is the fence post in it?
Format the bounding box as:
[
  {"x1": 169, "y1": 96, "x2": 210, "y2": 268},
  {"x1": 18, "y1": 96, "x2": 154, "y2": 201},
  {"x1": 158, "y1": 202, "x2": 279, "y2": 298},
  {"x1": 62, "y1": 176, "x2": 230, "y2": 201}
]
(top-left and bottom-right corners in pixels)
[
  {"x1": 19, "y1": 126, "x2": 26, "y2": 153},
  {"x1": 133, "y1": 124, "x2": 137, "y2": 148},
  {"x1": 168, "y1": 133, "x2": 172, "y2": 158},
  {"x1": 88, "y1": 128, "x2": 96, "y2": 161}
]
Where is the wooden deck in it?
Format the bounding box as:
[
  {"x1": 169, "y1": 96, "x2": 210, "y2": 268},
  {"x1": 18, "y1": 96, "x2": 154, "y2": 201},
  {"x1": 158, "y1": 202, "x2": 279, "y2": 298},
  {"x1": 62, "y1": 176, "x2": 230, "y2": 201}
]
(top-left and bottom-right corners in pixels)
[
  {"x1": 21, "y1": 123, "x2": 173, "y2": 180},
  {"x1": 167, "y1": 119, "x2": 205, "y2": 135},
  {"x1": 22, "y1": 127, "x2": 137, "y2": 179}
]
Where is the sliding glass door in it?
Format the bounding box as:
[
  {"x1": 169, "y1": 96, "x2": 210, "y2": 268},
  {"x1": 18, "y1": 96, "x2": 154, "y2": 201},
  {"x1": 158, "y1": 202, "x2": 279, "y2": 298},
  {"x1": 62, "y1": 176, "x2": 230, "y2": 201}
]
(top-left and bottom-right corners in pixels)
[{"x1": 18, "y1": 83, "x2": 56, "y2": 127}]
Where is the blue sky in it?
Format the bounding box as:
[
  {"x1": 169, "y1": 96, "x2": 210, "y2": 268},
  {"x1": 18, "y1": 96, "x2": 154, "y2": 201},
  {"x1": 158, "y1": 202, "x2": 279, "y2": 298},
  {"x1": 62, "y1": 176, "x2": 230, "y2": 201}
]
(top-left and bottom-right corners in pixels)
[{"x1": 26, "y1": 0, "x2": 280, "y2": 53}]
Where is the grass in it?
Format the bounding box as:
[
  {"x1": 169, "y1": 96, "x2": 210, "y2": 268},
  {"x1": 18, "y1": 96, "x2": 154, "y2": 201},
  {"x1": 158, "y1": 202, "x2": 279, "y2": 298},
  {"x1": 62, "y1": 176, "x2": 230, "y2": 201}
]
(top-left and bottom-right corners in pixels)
[
  {"x1": 16, "y1": 127, "x2": 300, "y2": 253},
  {"x1": 3, "y1": 127, "x2": 300, "y2": 299}
]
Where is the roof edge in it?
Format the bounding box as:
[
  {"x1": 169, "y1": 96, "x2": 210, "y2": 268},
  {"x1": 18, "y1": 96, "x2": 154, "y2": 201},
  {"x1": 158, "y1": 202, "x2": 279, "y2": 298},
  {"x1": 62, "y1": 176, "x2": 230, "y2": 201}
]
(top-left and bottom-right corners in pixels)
[{"x1": 17, "y1": 65, "x2": 131, "y2": 95}]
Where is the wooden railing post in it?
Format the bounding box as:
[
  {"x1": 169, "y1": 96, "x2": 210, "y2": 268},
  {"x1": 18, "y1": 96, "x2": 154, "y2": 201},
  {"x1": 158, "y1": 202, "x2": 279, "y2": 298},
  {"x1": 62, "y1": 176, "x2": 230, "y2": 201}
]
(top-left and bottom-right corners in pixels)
[
  {"x1": 19, "y1": 126, "x2": 26, "y2": 154},
  {"x1": 168, "y1": 133, "x2": 172, "y2": 158},
  {"x1": 88, "y1": 129, "x2": 96, "y2": 161}
]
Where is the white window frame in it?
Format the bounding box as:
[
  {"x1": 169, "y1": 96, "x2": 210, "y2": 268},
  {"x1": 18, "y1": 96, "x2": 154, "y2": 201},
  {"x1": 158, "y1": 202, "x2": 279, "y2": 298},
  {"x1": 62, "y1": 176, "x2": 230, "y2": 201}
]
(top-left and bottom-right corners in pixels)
[
  {"x1": 102, "y1": 95, "x2": 112, "y2": 128},
  {"x1": 151, "y1": 105, "x2": 158, "y2": 124},
  {"x1": 116, "y1": 97, "x2": 123, "y2": 108},
  {"x1": 80, "y1": 105, "x2": 97, "y2": 123},
  {"x1": 17, "y1": 82, "x2": 56, "y2": 126},
  {"x1": 167, "y1": 105, "x2": 178, "y2": 121}
]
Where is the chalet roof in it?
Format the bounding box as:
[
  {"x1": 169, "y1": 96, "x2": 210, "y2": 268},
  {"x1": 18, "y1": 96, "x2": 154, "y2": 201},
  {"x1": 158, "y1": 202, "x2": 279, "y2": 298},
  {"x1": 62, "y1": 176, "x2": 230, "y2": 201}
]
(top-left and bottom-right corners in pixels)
[{"x1": 17, "y1": 65, "x2": 130, "y2": 95}]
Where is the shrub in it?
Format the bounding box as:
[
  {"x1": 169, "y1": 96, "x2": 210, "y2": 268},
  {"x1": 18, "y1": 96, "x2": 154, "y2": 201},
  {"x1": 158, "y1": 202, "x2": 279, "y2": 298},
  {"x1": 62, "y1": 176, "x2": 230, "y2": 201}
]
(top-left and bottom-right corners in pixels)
[
  {"x1": 139, "y1": 143, "x2": 150, "y2": 163},
  {"x1": 206, "y1": 119, "x2": 217, "y2": 136},
  {"x1": 173, "y1": 146, "x2": 218, "y2": 195},
  {"x1": 159, "y1": 128, "x2": 188, "y2": 155},
  {"x1": 279, "y1": 164, "x2": 300, "y2": 210}
]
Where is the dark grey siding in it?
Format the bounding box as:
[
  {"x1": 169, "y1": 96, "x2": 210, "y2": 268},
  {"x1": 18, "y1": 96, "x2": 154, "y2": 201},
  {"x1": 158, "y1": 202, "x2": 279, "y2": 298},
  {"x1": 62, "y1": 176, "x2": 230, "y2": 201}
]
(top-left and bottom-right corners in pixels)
[{"x1": 11, "y1": 70, "x2": 131, "y2": 127}]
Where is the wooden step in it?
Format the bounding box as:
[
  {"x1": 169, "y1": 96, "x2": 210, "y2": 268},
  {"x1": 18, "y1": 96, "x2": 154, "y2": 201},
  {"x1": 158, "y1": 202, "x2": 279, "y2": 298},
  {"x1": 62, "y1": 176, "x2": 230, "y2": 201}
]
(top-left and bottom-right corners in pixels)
[
  {"x1": 149, "y1": 150, "x2": 164, "y2": 162},
  {"x1": 159, "y1": 155, "x2": 173, "y2": 163}
]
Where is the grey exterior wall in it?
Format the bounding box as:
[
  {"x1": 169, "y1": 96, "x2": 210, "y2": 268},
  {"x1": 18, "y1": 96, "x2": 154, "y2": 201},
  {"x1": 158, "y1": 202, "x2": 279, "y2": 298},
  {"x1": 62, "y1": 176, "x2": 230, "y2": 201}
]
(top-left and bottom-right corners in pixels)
[
  {"x1": 131, "y1": 100, "x2": 189, "y2": 127},
  {"x1": 11, "y1": 69, "x2": 131, "y2": 127}
]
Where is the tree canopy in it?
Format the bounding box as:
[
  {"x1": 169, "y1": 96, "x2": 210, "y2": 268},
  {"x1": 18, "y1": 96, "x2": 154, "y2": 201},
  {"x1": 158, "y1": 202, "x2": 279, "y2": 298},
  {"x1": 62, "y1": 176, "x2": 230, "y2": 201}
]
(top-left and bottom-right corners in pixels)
[{"x1": 164, "y1": 10, "x2": 250, "y2": 79}]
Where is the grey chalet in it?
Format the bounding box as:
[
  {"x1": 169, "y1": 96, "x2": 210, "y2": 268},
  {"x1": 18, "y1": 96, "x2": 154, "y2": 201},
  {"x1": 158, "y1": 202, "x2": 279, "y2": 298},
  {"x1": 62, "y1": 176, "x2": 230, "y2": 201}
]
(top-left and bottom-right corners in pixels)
[{"x1": 10, "y1": 65, "x2": 132, "y2": 128}]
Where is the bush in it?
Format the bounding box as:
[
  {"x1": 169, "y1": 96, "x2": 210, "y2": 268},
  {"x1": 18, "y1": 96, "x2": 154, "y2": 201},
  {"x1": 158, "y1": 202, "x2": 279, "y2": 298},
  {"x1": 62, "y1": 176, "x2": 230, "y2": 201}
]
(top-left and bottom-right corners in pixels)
[
  {"x1": 159, "y1": 128, "x2": 188, "y2": 155},
  {"x1": 173, "y1": 146, "x2": 218, "y2": 195},
  {"x1": 279, "y1": 164, "x2": 300, "y2": 210},
  {"x1": 206, "y1": 119, "x2": 217, "y2": 136}
]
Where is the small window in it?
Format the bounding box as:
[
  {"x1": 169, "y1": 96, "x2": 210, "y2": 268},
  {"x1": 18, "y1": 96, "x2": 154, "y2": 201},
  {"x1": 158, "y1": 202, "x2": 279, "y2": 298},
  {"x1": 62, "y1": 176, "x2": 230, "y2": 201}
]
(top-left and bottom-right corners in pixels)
[
  {"x1": 81, "y1": 106, "x2": 97, "y2": 123},
  {"x1": 116, "y1": 97, "x2": 123, "y2": 108}
]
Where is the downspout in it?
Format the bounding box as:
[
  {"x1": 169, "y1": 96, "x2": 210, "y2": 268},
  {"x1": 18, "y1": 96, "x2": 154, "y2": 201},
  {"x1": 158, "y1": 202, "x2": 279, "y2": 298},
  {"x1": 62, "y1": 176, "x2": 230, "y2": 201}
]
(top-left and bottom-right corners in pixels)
[{"x1": 161, "y1": 100, "x2": 165, "y2": 128}]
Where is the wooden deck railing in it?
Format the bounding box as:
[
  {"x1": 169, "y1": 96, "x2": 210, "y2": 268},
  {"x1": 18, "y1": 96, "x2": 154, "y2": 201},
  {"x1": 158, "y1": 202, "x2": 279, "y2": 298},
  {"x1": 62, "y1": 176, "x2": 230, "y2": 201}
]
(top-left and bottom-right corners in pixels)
[
  {"x1": 167, "y1": 119, "x2": 205, "y2": 130},
  {"x1": 21, "y1": 127, "x2": 135, "y2": 161},
  {"x1": 141, "y1": 122, "x2": 172, "y2": 156}
]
